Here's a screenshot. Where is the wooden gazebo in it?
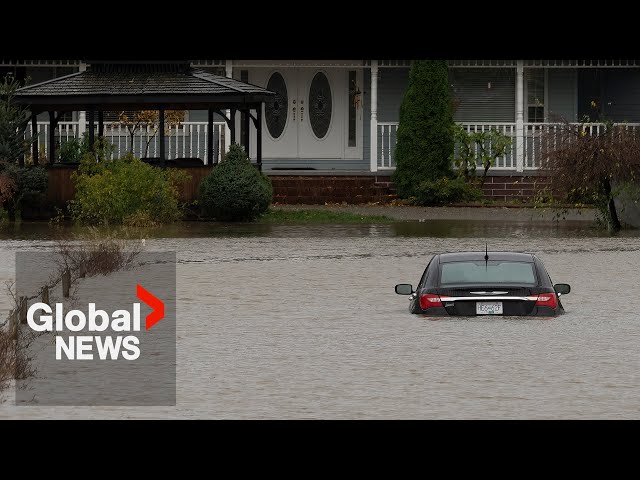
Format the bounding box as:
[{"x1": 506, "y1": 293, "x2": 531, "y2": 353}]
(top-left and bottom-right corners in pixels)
[{"x1": 14, "y1": 61, "x2": 274, "y2": 170}]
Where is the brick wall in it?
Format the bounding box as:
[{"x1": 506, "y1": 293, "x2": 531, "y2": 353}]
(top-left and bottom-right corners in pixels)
[
  {"x1": 46, "y1": 167, "x2": 551, "y2": 207},
  {"x1": 270, "y1": 175, "x2": 551, "y2": 204},
  {"x1": 270, "y1": 176, "x2": 395, "y2": 204},
  {"x1": 480, "y1": 175, "x2": 551, "y2": 202}
]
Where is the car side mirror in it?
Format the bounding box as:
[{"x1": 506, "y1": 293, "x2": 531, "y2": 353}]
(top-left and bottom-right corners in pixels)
[
  {"x1": 554, "y1": 283, "x2": 571, "y2": 295},
  {"x1": 395, "y1": 284, "x2": 414, "y2": 295}
]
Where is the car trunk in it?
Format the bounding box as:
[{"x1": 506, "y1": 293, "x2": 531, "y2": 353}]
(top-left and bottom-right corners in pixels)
[{"x1": 435, "y1": 286, "x2": 537, "y2": 316}]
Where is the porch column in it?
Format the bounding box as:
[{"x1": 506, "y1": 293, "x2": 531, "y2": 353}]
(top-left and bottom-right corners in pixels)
[
  {"x1": 77, "y1": 62, "x2": 87, "y2": 140},
  {"x1": 224, "y1": 60, "x2": 233, "y2": 158},
  {"x1": 88, "y1": 109, "x2": 95, "y2": 151},
  {"x1": 242, "y1": 108, "x2": 250, "y2": 156},
  {"x1": 515, "y1": 60, "x2": 524, "y2": 172},
  {"x1": 256, "y1": 104, "x2": 263, "y2": 172},
  {"x1": 370, "y1": 60, "x2": 379, "y2": 172},
  {"x1": 229, "y1": 108, "x2": 237, "y2": 144}
]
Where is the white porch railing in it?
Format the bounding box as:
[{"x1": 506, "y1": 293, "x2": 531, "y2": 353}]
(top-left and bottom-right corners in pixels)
[
  {"x1": 377, "y1": 122, "x2": 517, "y2": 170},
  {"x1": 377, "y1": 122, "x2": 399, "y2": 169},
  {"x1": 376, "y1": 121, "x2": 640, "y2": 171},
  {"x1": 26, "y1": 121, "x2": 226, "y2": 164},
  {"x1": 460, "y1": 123, "x2": 517, "y2": 169},
  {"x1": 522, "y1": 122, "x2": 640, "y2": 168}
]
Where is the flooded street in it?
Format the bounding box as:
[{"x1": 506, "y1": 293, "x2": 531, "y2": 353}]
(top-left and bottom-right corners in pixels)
[{"x1": 1, "y1": 218, "x2": 640, "y2": 418}]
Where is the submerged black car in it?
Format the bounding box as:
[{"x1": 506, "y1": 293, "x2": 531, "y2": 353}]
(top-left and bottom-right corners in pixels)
[{"x1": 395, "y1": 252, "x2": 570, "y2": 316}]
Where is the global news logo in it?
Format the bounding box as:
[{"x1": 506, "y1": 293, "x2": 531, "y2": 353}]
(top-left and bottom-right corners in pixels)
[{"x1": 25, "y1": 284, "x2": 164, "y2": 361}]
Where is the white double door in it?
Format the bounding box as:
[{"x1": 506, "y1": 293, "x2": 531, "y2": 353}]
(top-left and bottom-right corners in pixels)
[{"x1": 248, "y1": 68, "x2": 357, "y2": 160}]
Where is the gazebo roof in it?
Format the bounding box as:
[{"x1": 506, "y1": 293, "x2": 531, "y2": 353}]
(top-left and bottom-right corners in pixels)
[
  {"x1": 15, "y1": 61, "x2": 271, "y2": 168},
  {"x1": 14, "y1": 62, "x2": 274, "y2": 111}
]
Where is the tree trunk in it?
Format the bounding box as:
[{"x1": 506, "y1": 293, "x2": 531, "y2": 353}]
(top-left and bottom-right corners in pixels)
[
  {"x1": 602, "y1": 177, "x2": 621, "y2": 232},
  {"x1": 480, "y1": 162, "x2": 491, "y2": 188},
  {"x1": 144, "y1": 134, "x2": 156, "y2": 158}
]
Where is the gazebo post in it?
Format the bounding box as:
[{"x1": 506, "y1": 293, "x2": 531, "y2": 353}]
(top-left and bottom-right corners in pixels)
[
  {"x1": 48, "y1": 111, "x2": 56, "y2": 164},
  {"x1": 31, "y1": 115, "x2": 38, "y2": 166},
  {"x1": 207, "y1": 108, "x2": 214, "y2": 165},
  {"x1": 98, "y1": 111, "x2": 104, "y2": 138},
  {"x1": 159, "y1": 107, "x2": 165, "y2": 166},
  {"x1": 88, "y1": 110, "x2": 95, "y2": 152},
  {"x1": 256, "y1": 104, "x2": 262, "y2": 172}
]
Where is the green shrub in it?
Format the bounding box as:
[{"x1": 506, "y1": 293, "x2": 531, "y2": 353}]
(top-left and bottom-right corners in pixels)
[
  {"x1": 452, "y1": 124, "x2": 512, "y2": 186},
  {"x1": 0, "y1": 74, "x2": 30, "y2": 164},
  {"x1": 58, "y1": 138, "x2": 83, "y2": 164},
  {"x1": 198, "y1": 144, "x2": 272, "y2": 221},
  {"x1": 70, "y1": 153, "x2": 186, "y2": 225},
  {"x1": 0, "y1": 164, "x2": 48, "y2": 218},
  {"x1": 413, "y1": 177, "x2": 483, "y2": 206},
  {"x1": 58, "y1": 133, "x2": 115, "y2": 164},
  {"x1": 393, "y1": 60, "x2": 455, "y2": 198}
]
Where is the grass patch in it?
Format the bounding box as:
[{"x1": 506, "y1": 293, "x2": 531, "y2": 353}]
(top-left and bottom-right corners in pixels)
[{"x1": 260, "y1": 208, "x2": 394, "y2": 224}]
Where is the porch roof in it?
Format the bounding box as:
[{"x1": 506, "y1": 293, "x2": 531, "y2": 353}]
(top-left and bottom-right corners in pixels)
[{"x1": 14, "y1": 62, "x2": 274, "y2": 111}]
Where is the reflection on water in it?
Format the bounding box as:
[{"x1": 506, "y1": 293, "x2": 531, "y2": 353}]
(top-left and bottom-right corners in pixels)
[
  {"x1": 4, "y1": 218, "x2": 640, "y2": 241},
  {"x1": 1, "y1": 219, "x2": 640, "y2": 419}
]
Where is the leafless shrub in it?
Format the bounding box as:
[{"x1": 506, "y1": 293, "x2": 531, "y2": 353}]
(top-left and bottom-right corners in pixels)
[
  {"x1": 0, "y1": 282, "x2": 40, "y2": 393},
  {"x1": 54, "y1": 229, "x2": 142, "y2": 279},
  {"x1": 540, "y1": 118, "x2": 640, "y2": 231},
  {"x1": 0, "y1": 228, "x2": 144, "y2": 394},
  {"x1": 0, "y1": 173, "x2": 16, "y2": 204},
  {"x1": 0, "y1": 319, "x2": 36, "y2": 392}
]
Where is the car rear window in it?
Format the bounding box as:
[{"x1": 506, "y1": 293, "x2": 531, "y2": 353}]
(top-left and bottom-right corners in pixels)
[{"x1": 440, "y1": 261, "x2": 536, "y2": 285}]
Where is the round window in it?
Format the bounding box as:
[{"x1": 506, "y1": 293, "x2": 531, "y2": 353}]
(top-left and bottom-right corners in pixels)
[
  {"x1": 308, "y1": 72, "x2": 332, "y2": 139},
  {"x1": 265, "y1": 72, "x2": 288, "y2": 139}
]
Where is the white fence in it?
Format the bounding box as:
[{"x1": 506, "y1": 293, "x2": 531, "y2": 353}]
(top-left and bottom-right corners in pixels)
[
  {"x1": 376, "y1": 121, "x2": 640, "y2": 171},
  {"x1": 27, "y1": 121, "x2": 226, "y2": 164}
]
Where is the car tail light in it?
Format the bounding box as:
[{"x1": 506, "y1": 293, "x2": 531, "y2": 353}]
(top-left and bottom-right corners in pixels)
[
  {"x1": 420, "y1": 294, "x2": 443, "y2": 309},
  {"x1": 526, "y1": 293, "x2": 557, "y2": 309}
]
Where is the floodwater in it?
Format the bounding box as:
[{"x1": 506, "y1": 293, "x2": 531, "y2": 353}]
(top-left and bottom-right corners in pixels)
[{"x1": 1, "y1": 218, "x2": 640, "y2": 419}]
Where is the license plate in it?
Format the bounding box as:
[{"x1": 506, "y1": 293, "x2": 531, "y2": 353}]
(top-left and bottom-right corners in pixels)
[{"x1": 476, "y1": 302, "x2": 503, "y2": 315}]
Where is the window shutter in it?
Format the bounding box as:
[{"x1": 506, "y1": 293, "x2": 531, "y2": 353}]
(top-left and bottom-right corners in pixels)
[{"x1": 449, "y1": 68, "x2": 515, "y2": 122}]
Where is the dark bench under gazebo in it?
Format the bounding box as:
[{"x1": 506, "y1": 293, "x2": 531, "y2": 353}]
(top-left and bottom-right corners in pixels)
[{"x1": 14, "y1": 60, "x2": 275, "y2": 170}]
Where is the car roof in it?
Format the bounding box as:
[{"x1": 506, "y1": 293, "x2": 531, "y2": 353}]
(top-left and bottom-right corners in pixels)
[{"x1": 438, "y1": 252, "x2": 535, "y2": 263}]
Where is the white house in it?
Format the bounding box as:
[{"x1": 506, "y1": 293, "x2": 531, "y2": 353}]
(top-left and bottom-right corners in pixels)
[{"x1": 3, "y1": 59, "x2": 639, "y2": 175}]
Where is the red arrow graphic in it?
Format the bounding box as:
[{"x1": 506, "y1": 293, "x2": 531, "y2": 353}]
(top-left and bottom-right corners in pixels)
[{"x1": 136, "y1": 284, "x2": 165, "y2": 330}]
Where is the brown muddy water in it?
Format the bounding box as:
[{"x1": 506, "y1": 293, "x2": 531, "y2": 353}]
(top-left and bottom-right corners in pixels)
[{"x1": 1, "y1": 219, "x2": 640, "y2": 419}]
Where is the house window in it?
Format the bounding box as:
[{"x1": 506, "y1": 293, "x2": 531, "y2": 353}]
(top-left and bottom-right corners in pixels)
[{"x1": 526, "y1": 69, "x2": 546, "y2": 122}]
